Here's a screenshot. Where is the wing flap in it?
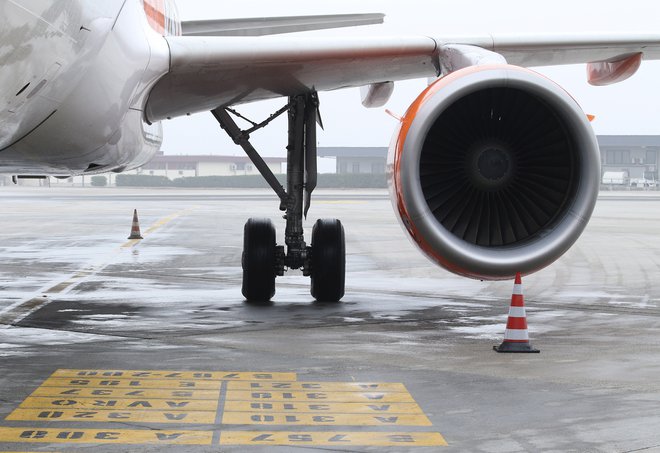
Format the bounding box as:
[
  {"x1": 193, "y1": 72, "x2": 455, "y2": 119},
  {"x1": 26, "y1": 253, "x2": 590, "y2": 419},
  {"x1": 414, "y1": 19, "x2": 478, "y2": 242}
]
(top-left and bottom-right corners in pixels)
[{"x1": 181, "y1": 14, "x2": 385, "y2": 37}]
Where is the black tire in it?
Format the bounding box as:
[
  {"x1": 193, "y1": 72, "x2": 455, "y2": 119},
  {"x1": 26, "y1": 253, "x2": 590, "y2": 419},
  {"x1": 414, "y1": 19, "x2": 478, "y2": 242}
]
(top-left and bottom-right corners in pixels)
[
  {"x1": 310, "y1": 218, "x2": 345, "y2": 302},
  {"x1": 242, "y1": 218, "x2": 277, "y2": 302}
]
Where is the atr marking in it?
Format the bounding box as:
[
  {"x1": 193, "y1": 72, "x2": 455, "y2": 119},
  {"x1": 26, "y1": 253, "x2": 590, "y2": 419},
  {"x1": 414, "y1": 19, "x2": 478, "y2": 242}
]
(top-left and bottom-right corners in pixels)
[
  {"x1": 226, "y1": 391, "x2": 416, "y2": 403},
  {"x1": 224, "y1": 401, "x2": 425, "y2": 414},
  {"x1": 7, "y1": 409, "x2": 216, "y2": 424},
  {"x1": 222, "y1": 412, "x2": 432, "y2": 426},
  {"x1": 51, "y1": 369, "x2": 296, "y2": 381},
  {"x1": 220, "y1": 431, "x2": 448, "y2": 447},
  {"x1": 19, "y1": 397, "x2": 219, "y2": 411},
  {"x1": 40, "y1": 378, "x2": 222, "y2": 390},
  {"x1": 28, "y1": 387, "x2": 220, "y2": 400},
  {"x1": 0, "y1": 428, "x2": 212, "y2": 445},
  {"x1": 228, "y1": 381, "x2": 408, "y2": 392}
]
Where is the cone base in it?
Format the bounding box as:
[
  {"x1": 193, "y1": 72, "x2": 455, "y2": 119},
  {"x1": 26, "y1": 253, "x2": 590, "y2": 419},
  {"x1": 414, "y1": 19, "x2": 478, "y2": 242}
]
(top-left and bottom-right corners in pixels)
[
  {"x1": 128, "y1": 234, "x2": 143, "y2": 240},
  {"x1": 493, "y1": 342, "x2": 540, "y2": 353}
]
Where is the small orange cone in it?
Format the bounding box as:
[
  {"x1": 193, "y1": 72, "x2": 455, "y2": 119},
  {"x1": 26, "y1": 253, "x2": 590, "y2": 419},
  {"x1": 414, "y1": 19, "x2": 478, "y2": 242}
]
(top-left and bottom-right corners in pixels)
[
  {"x1": 127, "y1": 209, "x2": 143, "y2": 240},
  {"x1": 494, "y1": 273, "x2": 539, "y2": 353}
]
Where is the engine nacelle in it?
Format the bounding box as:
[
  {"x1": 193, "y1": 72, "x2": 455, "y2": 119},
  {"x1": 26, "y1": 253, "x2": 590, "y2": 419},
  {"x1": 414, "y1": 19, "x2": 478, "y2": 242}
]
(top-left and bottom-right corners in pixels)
[{"x1": 389, "y1": 65, "x2": 601, "y2": 280}]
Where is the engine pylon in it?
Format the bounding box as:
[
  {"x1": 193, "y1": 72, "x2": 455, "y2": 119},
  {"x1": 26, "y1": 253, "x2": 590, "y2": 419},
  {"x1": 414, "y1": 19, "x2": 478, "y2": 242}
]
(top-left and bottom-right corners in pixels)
[
  {"x1": 494, "y1": 273, "x2": 539, "y2": 353},
  {"x1": 128, "y1": 209, "x2": 143, "y2": 240}
]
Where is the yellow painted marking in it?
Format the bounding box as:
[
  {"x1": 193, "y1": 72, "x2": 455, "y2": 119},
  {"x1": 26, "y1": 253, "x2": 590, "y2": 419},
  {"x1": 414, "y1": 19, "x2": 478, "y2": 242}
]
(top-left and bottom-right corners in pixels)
[
  {"x1": 228, "y1": 381, "x2": 408, "y2": 392},
  {"x1": 220, "y1": 431, "x2": 447, "y2": 446},
  {"x1": 224, "y1": 401, "x2": 425, "y2": 414},
  {"x1": 144, "y1": 212, "x2": 183, "y2": 235},
  {"x1": 222, "y1": 412, "x2": 432, "y2": 426},
  {"x1": 122, "y1": 239, "x2": 141, "y2": 248},
  {"x1": 121, "y1": 210, "x2": 190, "y2": 248},
  {"x1": 28, "y1": 387, "x2": 220, "y2": 400},
  {"x1": 7, "y1": 409, "x2": 216, "y2": 424},
  {"x1": 40, "y1": 378, "x2": 222, "y2": 390},
  {"x1": 0, "y1": 427, "x2": 212, "y2": 445},
  {"x1": 19, "y1": 397, "x2": 218, "y2": 411},
  {"x1": 45, "y1": 271, "x2": 92, "y2": 293},
  {"x1": 51, "y1": 369, "x2": 296, "y2": 381},
  {"x1": 226, "y1": 390, "x2": 415, "y2": 403}
]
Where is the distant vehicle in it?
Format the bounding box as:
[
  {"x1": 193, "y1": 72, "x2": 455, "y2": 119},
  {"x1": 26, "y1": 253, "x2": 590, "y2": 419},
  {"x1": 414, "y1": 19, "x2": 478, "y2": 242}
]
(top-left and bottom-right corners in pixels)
[
  {"x1": 602, "y1": 171, "x2": 629, "y2": 185},
  {"x1": 630, "y1": 178, "x2": 657, "y2": 188}
]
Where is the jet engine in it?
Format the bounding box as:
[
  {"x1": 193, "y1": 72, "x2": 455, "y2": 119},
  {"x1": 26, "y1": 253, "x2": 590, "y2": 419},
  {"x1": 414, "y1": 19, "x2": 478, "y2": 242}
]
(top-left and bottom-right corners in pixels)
[{"x1": 389, "y1": 65, "x2": 601, "y2": 280}]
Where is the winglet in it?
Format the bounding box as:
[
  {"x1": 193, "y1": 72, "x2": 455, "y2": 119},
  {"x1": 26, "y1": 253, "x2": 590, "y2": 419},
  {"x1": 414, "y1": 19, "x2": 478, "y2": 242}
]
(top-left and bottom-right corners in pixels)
[{"x1": 182, "y1": 13, "x2": 385, "y2": 37}]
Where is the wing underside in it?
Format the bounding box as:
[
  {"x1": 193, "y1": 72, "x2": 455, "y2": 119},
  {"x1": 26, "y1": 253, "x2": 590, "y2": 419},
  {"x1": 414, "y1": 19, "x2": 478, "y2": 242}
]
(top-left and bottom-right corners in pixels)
[{"x1": 145, "y1": 32, "x2": 660, "y2": 123}]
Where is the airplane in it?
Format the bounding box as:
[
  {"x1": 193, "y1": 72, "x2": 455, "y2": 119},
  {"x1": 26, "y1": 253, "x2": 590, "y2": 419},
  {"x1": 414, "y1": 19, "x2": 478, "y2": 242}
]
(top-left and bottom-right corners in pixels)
[{"x1": 2, "y1": 0, "x2": 660, "y2": 303}]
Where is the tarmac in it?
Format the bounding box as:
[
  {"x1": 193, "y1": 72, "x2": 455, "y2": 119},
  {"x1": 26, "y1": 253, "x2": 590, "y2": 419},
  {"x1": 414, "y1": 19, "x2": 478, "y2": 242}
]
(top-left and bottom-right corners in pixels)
[{"x1": 1, "y1": 187, "x2": 660, "y2": 452}]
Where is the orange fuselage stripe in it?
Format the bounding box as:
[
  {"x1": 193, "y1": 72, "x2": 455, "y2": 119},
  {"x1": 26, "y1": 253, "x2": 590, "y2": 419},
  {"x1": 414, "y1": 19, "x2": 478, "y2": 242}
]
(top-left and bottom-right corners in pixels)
[{"x1": 144, "y1": 0, "x2": 166, "y2": 34}]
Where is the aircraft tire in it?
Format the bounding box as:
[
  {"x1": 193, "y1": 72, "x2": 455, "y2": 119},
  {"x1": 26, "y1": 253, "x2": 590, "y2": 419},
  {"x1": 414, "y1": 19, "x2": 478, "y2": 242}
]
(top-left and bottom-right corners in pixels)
[
  {"x1": 242, "y1": 218, "x2": 277, "y2": 302},
  {"x1": 310, "y1": 218, "x2": 345, "y2": 302}
]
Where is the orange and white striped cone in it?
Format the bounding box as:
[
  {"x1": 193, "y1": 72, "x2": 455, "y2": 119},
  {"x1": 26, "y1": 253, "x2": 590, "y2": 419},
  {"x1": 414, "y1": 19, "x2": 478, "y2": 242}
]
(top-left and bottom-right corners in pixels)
[
  {"x1": 494, "y1": 273, "x2": 539, "y2": 353},
  {"x1": 127, "y1": 209, "x2": 143, "y2": 240}
]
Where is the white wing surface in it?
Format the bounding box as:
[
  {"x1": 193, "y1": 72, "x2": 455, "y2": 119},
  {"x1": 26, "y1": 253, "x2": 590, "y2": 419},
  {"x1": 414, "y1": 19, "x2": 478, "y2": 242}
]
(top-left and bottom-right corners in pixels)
[{"x1": 145, "y1": 32, "x2": 660, "y2": 123}]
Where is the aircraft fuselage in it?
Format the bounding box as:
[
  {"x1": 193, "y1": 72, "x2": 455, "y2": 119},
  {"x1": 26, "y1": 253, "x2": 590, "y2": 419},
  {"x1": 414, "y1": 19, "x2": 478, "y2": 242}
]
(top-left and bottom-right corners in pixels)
[{"x1": 0, "y1": 0, "x2": 173, "y2": 175}]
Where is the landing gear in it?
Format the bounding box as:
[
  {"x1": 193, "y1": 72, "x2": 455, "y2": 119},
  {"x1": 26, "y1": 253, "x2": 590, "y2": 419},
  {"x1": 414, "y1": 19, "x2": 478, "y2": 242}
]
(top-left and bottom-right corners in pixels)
[
  {"x1": 311, "y1": 219, "x2": 345, "y2": 302},
  {"x1": 213, "y1": 92, "x2": 346, "y2": 303},
  {"x1": 241, "y1": 218, "x2": 278, "y2": 302}
]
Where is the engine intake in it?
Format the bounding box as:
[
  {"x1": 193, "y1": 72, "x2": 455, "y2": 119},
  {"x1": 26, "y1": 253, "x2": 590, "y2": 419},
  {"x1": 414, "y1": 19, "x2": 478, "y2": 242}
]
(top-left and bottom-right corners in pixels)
[{"x1": 389, "y1": 65, "x2": 600, "y2": 280}]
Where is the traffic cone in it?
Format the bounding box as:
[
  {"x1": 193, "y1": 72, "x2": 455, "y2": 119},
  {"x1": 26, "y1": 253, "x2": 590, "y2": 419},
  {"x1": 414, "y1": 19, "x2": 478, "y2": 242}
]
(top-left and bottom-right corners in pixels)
[
  {"x1": 494, "y1": 273, "x2": 539, "y2": 353},
  {"x1": 127, "y1": 209, "x2": 143, "y2": 240}
]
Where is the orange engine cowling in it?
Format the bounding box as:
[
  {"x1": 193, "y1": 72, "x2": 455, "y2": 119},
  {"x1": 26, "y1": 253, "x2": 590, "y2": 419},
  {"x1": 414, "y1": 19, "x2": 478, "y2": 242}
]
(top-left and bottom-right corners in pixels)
[{"x1": 388, "y1": 65, "x2": 601, "y2": 280}]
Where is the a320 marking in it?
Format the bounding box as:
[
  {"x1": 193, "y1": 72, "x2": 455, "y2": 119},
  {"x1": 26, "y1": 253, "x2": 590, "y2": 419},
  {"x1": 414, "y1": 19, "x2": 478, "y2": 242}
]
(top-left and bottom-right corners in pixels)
[{"x1": 0, "y1": 369, "x2": 447, "y2": 447}]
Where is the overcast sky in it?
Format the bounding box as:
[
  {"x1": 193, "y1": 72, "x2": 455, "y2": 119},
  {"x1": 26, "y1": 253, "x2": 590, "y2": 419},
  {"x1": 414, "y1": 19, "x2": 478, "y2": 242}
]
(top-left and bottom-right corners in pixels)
[{"x1": 161, "y1": 1, "x2": 660, "y2": 162}]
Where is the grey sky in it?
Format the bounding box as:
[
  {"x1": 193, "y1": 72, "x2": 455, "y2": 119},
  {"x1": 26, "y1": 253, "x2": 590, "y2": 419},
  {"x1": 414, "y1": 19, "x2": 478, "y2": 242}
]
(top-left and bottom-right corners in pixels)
[{"x1": 161, "y1": 1, "x2": 660, "y2": 160}]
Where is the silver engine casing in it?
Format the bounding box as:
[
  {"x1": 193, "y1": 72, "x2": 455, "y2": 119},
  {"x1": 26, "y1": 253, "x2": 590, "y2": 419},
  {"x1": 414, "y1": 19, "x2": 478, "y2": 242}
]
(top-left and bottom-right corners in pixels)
[{"x1": 388, "y1": 65, "x2": 601, "y2": 280}]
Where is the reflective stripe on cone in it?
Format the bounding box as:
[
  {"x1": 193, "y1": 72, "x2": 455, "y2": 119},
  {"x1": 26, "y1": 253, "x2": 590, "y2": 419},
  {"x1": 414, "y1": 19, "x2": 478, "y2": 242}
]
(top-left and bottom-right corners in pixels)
[
  {"x1": 128, "y1": 209, "x2": 143, "y2": 240},
  {"x1": 494, "y1": 272, "x2": 539, "y2": 353}
]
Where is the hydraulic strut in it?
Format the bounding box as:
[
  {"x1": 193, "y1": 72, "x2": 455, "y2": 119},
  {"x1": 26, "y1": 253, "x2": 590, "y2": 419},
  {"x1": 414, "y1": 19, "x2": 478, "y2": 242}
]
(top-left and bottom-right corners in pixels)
[{"x1": 211, "y1": 93, "x2": 319, "y2": 274}]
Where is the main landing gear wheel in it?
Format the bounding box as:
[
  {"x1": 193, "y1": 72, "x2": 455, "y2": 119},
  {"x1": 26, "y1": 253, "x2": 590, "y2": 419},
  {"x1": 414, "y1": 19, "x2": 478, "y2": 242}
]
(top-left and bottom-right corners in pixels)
[
  {"x1": 213, "y1": 95, "x2": 347, "y2": 303},
  {"x1": 242, "y1": 218, "x2": 277, "y2": 302},
  {"x1": 311, "y1": 218, "x2": 346, "y2": 302}
]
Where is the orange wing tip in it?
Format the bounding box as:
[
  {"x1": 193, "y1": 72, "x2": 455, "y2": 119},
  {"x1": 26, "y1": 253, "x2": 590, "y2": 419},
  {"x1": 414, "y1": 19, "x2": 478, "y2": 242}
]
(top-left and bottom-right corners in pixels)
[{"x1": 587, "y1": 114, "x2": 596, "y2": 122}]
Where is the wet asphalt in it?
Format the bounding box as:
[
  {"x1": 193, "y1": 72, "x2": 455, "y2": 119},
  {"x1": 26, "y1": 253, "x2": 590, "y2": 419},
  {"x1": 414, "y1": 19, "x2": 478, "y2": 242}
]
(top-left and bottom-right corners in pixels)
[{"x1": 1, "y1": 187, "x2": 660, "y2": 452}]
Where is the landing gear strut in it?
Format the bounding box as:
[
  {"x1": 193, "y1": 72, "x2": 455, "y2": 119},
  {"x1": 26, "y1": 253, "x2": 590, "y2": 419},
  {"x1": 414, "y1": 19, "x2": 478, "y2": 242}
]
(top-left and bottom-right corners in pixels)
[{"x1": 212, "y1": 93, "x2": 345, "y2": 303}]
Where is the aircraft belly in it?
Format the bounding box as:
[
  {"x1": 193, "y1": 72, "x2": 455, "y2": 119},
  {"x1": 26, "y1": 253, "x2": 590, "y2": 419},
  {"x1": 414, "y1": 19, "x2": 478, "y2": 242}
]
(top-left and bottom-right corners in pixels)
[{"x1": 0, "y1": 111, "x2": 162, "y2": 175}]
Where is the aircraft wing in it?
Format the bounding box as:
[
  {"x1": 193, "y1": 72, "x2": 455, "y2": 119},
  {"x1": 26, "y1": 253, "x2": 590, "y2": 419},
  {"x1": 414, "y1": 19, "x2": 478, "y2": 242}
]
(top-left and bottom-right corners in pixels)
[
  {"x1": 181, "y1": 14, "x2": 386, "y2": 37},
  {"x1": 145, "y1": 32, "x2": 660, "y2": 123}
]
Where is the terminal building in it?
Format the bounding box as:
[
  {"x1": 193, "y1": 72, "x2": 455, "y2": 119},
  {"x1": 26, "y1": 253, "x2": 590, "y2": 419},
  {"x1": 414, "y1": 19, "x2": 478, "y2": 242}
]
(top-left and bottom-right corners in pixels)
[
  {"x1": 318, "y1": 147, "x2": 387, "y2": 174},
  {"x1": 598, "y1": 135, "x2": 660, "y2": 185},
  {"x1": 319, "y1": 138, "x2": 660, "y2": 187}
]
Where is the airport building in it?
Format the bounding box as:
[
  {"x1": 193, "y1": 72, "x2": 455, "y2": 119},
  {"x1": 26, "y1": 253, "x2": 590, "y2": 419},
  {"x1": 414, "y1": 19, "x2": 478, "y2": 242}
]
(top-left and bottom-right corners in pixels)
[
  {"x1": 135, "y1": 151, "x2": 286, "y2": 179},
  {"x1": 319, "y1": 138, "x2": 660, "y2": 187},
  {"x1": 598, "y1": 135, "x2": 660, "y2": 186},
  {"x1": 318, "y1": 147, "x2": 387, "y2": 174}
]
